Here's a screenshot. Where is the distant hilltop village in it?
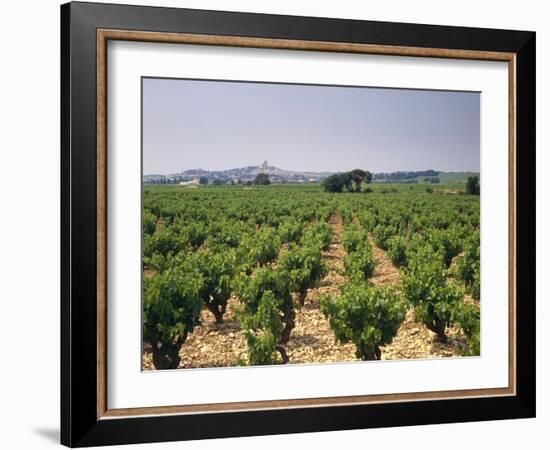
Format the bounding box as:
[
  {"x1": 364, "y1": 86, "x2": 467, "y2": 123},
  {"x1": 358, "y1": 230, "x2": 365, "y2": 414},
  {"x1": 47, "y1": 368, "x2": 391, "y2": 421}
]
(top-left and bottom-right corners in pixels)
[
  {"x1": 143, "y1": 162, "x2": 472, "y2": 185},
  {"x1": 143, "y1": 161, "x2": 334, "y2": 185}
]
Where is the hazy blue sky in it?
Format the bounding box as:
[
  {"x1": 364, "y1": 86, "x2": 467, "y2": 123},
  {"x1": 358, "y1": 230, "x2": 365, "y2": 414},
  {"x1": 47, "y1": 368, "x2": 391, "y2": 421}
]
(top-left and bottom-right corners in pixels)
[{"x1": 142, "y1": 78, "x2": 479, "y2": 175}]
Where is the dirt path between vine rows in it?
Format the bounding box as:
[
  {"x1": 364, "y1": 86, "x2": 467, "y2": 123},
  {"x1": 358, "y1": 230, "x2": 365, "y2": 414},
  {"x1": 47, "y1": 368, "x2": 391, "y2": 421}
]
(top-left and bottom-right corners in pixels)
[{"x1": 286, "y1": 213, "x2": 356, "y2": 364}]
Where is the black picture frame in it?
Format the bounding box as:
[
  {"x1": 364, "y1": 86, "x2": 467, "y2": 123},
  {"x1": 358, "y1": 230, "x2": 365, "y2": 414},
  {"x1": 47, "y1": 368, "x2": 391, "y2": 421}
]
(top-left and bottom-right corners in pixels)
[{"x1": 61, "y1": 1, "x2": 536, "y2": 447}]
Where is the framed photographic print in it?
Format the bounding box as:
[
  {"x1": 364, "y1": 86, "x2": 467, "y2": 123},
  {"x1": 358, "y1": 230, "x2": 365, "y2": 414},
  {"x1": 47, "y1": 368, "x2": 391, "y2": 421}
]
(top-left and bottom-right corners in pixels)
[{"x1": 60, "y1": 1, "x2": 536, "y2": 447}]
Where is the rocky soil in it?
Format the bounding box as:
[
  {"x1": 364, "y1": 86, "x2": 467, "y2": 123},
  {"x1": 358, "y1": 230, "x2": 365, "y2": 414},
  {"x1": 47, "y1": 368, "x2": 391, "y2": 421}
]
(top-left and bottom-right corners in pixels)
[{"x1": 143, "y1": 214, "x2": 469, "y2": 370}]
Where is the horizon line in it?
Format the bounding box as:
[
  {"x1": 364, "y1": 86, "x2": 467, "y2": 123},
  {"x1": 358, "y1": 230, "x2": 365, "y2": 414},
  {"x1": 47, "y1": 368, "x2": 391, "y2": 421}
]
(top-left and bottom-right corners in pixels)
[{"x1": 143, "y1": 168, "x2": 481, "y2": 176}]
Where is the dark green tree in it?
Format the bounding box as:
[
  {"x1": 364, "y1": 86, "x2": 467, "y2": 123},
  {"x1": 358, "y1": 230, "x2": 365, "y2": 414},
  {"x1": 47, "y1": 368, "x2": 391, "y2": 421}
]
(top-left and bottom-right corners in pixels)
[
  {"x1": 338, "y1": 172, "x2": 353, "y2": 192},
  {"x1": 254, "y1": 173, "x2": 271, "y2": 185},
  {"x1": 364, "y1": 170, "x2": 373, "y2": 185},
  {"x1": 322, "y1": 170, "x2": 372, "y2": 193},
  {"x1": 350, "y1": 169, "x2": 367, "y2": 192},
  {"x1": 321, "y1": 174, "x2": 344, "y2": 193},
  {"x1": 465, "y1": 176, "x2": 480, "y2": 195},
  {"x1": 198, "y1": 176, "x2": 208, "y2": 185}
]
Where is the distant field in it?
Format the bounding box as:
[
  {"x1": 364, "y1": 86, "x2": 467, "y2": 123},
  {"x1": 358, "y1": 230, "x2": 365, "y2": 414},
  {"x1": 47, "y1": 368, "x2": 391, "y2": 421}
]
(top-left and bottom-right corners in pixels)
[
  {"x1": 170, "y1": 182, "x2": 469, "y2": 194},
  {"x1": 416, "y1": 172, "x2": 479, "y2": 184},
  {"x1": 369, "y1": 172, "x2": 479, "y2": 185}
]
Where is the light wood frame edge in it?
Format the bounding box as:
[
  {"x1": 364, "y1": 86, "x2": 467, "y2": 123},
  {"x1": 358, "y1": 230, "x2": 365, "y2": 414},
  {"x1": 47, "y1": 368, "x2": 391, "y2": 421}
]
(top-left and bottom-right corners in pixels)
[
  {"x1": 97, "y1": 29, "x2": 108, "y2": 419},
  {"x1": 96, "y1": 29, "x2": 517, "y2": 420}
]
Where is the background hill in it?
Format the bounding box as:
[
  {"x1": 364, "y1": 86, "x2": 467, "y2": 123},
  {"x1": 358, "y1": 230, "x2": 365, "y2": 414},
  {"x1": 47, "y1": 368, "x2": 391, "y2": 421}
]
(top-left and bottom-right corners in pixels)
[{"x1": 143, "y1": 161, "x2": 479, "y2": 185}]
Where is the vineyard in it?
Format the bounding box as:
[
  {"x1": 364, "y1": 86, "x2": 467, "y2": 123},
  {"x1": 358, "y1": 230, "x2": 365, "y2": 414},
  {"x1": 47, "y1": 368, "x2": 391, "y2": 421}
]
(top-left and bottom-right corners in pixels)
[{"x1": 142, "y1": 183, "x2": 480, "y2": 370}]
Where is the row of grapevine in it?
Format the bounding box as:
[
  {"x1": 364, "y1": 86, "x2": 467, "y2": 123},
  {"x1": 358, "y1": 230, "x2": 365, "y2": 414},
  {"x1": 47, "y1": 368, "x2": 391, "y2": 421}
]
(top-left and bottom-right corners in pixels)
[
  {"x1": 321, "y1": 222, "x2": 406, "y2": 360},
  {"x1": 234, "y1": 222, "x2": 331, "y2": 364}
]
